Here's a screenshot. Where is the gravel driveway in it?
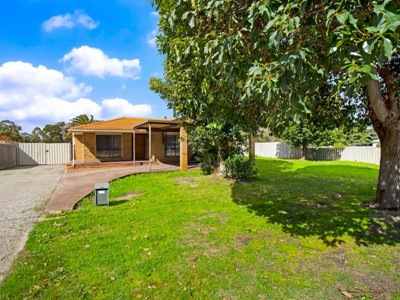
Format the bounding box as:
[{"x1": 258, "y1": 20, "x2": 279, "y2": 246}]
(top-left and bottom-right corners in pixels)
[{"x1": 0, "y1": 165, "x2": 65, "y2": 282}]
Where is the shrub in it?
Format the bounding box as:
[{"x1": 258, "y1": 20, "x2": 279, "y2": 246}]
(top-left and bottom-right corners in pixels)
[
  {"x1": 198, "y1": 151, "x2": 219, "y2": 175},
  {"x1": 223, "y1": 155, "x2": 257, "y2": 180}
]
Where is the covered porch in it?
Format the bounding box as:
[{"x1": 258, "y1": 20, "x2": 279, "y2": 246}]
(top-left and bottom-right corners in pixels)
[
  {"x1": 70, "y1": 117, "x2": 189, "y2": 171},
  {"x1": 132, "y1": 119, "x2": 188, "y2": 171}
]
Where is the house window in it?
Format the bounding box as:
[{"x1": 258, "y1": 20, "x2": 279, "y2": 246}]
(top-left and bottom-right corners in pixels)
[
  {"x1": 165, "y1": 133, "x2": 180, "y2": 157},
  {"x1": 96, "y1": 135, "x2": 122, "y2": 158}
]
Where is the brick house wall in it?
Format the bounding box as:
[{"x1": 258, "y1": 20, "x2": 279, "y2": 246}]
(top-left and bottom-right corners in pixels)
[{"x1": 73, "y1": 132, "x2": 180, "y2": 164}]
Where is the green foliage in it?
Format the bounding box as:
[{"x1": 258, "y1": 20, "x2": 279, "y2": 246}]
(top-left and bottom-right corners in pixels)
[
  {"x1": 70, "y1": 114, "x2": 95, "y2": 126},
  {"x1": 224, "y1": 155, "x2": 257, "y2": 180},
  {"x1": 332, "y1": 127, "x2": 378, "y2": 146},
  {"x1": 277, "y1": 120, "x2": 336, "y2": 149},
  {"x1": 149, "y1": 0, "x2": 393, "y2": 161},
  {"x1": 0, "y1": 120, "x2": 22, "y2": 142},
  {"x1": 255, "y1": 128, "x2": 281, "y2": 143},
  {"x1": 151, "y1": 0, "x2": 399, "y2": 130},
  {"x1": 42, "y1": 122, "x2": 69, "y2": 143},
  {"x1": 29, "y1": 127, "x2": 44, "y2": 142},
  {"x1": 188, "y1": 122, "x2": 248, "y2": 174},
  {"x1": 277, "y1": 121, "x2": 376, "y2": 149},
  {"x1": 152, "y1": 0, "x2": 400, "y2": 207}
]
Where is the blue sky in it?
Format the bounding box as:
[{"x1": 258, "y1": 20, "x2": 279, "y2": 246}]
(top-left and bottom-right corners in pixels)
[{"x1": 0, "y1": 0, "x2": 168, "y2": 132}]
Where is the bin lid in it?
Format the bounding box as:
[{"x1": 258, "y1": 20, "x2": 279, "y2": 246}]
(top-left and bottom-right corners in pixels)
[{"x1": 95, "y1": 182, "x2": 109, "y2": 189}]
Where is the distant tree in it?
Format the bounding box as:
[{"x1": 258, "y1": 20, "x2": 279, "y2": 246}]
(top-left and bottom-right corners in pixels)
[
  {"x1": 70, "y1": 114, "x2": 95, "y2": 126},
  {"x1": 277, "y1": 120, "x2": 336, "y2": 158},
  {"x1": 30, "y1": 127, "x2": 44, "y2": 142},
  {"x1": 0, "y1": 120, "x2": 22, "y2": 142},
  {"x1": 333, "y1": 128, "x2": 377, "y2": 147},
  {"x1": 42, "y1": 122, "x2": 68, "y2": 143},
  {"x1": 20, "y1": 132, "x2": 32, "y2": 142},
  {"x1": 255, "y1": 128, "x2": 281, "y2": 143}
]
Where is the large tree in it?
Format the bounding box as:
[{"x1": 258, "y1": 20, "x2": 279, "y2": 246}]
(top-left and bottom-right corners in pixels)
[
  {"x1": 152, "y1": 0, "x2": 400, "y2": 209},
  {"x1": 42, "y1": 122, "x2": 69, "y2": 143},
  {"x1": 0, "y1": 120, "x2": 23, "y2": 142}
]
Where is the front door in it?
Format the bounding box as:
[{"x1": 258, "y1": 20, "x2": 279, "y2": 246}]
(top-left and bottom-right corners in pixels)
[{"x1": 135, "y1": 134, "x2": 145, "y2": 160}]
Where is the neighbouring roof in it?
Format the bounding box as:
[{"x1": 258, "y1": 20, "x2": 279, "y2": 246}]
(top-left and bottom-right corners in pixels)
[{"x1": 69, "y1": 117, "x2": 179, "y2": 133}]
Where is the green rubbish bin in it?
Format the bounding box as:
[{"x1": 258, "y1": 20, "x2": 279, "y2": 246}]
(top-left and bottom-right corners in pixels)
[{"x1": 94, "y1": 182, "x2": 109, "y2": 206}]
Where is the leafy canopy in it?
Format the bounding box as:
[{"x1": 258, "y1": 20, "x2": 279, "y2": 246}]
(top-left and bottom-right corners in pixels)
[{"x1": 152, "y1": 0, "x2": 399, "y2": 127}]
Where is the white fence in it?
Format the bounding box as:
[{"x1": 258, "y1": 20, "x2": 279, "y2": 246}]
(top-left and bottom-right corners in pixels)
[
  {"x1": 341, "y1": 146, "x2": 381, "y2": 165},
  {"x1": 256, "y1": 142, "x2": 381, "y2": 165},
  {"x1": 18, "y1": 143, "x2": 71, "y2": 165},
  {"x1": 0, "y1": 143, "x2": 71, "y2": 169}
]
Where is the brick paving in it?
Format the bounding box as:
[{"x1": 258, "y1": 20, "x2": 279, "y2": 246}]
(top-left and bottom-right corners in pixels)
[{"x1": 45, "y1": 163, "x2": 181, "y2": 211}]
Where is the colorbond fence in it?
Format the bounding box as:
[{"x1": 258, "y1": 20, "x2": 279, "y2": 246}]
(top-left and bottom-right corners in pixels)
[
  {"x1": 18, "y1": 143, "x2": 71, "y2": 165},
  {"x1": 255, "y1": 142, "x2": 381, "y2": 165},
  {"x1": 0, "y1": 143, "x2": 18, "y2": 170},
  {"x1": 0, "y1": 143, "x2": 71, "y2": 169}
]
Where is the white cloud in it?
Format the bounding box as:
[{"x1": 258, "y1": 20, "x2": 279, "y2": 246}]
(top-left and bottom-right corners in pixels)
[
  {"x1": 0, "y1": 61, "x2": 151, "y2": 131},
  {"x1": 0, "y1": 61, "x2": 91, "y2": 106},
  {"x1": 42, "y1": 10, "x2": 99, "y2": 32},
  {"x1": 150, "y1": 11, "x2": 159, "y2": 18},
  {"x1": 101, "y1": 98, "x2": 152, "y2": 119},
  {"x1": 61, "y1": 46, "x2": 141, "y2": 79},
  {"x1": 147, "y1": 30, "x2": 158, "y2": 47}
]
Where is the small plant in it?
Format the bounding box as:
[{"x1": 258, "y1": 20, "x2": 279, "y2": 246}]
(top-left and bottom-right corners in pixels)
[
  {"x1": 223, "y1": 155, "x2": 257, "y2": 180},
  {"x1": 198, "y1": 151, "x2": 219, "y2": 175}
]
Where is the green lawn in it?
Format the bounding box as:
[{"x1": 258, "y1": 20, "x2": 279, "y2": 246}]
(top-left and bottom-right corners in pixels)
[{"x1": 1, "y1": 158, "x2": 399, "y2": 299}]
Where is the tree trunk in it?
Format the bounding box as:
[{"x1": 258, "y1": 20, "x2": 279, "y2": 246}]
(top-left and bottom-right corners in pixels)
[
  {"x1": 375, "y1": 127, "x2": 400, "y2": 209},
  {"x1": 301, "y1": 145, "x2": 307, "y2": 159},
  {"x1": 367, "y1": 75, "x2": 400, "y2": 210},
  {"x1": 215, "y1": 152, "x2": 225, "y2": 176},
  {"x1": 249, "y1": 134, "x2": 255, "y2": 164}
]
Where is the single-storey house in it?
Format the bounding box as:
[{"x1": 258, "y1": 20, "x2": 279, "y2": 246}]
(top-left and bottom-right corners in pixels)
[{"x1": 68, "y1": 117, "x2": 189, "y2": 170}]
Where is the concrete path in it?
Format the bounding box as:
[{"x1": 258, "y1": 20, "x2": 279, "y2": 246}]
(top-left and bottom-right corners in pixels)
[
  {"x1": 0, "y1": 165, "x2": 65, "y2": 282},
  {"x1": 45, "y1": 163, "x2": 181, "y2": 211}
]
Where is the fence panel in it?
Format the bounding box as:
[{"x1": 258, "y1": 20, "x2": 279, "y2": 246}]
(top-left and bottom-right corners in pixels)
[
  {"x1": 45, "y1": 143, "x2": 71, "y2": 164},
  {"x1": 18, "y1": 143, "x2": 71, "y2": 165},
  {"x1": 306, "y1": 147, "x2": 341, "y2": 161},
  {"x1": 255, "y1": 142, "x2": 279, "y2": 158},
  {"x1": 0, "y1": 143, "x2": 18, "y2": 170},
  {"x1": 255, "y1": 142, "x2": 302, "y2": 159},
  {"x1": 256, "y1": 142, "x2": 381, "y2": 165},
  {"x1": 341, "y1": 147, "x2": 380, "y2": 165}
]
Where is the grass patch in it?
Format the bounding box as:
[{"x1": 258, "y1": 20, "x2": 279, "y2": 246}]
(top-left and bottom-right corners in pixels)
[{"x1": 1, "y1": 158, "x2": 399, "y2": 299}]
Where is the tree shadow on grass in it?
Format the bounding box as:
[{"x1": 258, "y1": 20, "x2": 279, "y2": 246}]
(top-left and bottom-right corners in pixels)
[
  {"x1": 109, "y1": 200, "x2": 131, "y2": 207},
  {"x1": 232, "y1": 159, "x2": 400, "y2": 247}
]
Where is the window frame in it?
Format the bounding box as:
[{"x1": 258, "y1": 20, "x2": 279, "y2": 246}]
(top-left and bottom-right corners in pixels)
[
  {"x1": 96, "y1": 134, "x2": 122, "y2": 158},
  {"x1": 164, "y1": 132, "x2": 180, "y2": 157}
]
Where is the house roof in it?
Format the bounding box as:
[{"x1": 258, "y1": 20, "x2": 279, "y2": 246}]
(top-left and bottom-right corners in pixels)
[{"x1": 69, "y1": 117, "x2": 179, "y2": 133}]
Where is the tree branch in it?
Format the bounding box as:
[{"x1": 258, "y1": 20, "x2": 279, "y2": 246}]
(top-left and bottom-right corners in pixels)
[{"x1": 366, "y1": 79, "x2": 389, "y2": 123}]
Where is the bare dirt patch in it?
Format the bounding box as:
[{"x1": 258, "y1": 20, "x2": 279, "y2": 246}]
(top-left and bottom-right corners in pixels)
[
  {"x1": 174, "y1": 177, "x2": 199, "y2": 187},
  {"x1": 182, "y1": 222, "x2": 227, "y2": 257},
  {"x1": 114, "y1": 191, "x2": 144, "y2": 201},
  {"x1": 337, "y1": 272, "x2": 398, "y2": 300},
  {"x1": 321, "y1": 247, "x2": 399, "y2": 299},
  {"x1": 234, "y1": 235, "x2": 253, "y2": 247},
  {"x1": 197, "y1": 212, "x2": 230, "y2": 224}
]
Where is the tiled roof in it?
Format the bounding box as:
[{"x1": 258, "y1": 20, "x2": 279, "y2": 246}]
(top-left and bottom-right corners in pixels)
[{"x1": 69, "y1": 117, "x2": 176, "y2": 132}]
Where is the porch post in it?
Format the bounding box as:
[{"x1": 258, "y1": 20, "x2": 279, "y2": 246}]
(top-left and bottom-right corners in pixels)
[
  {"x1": 133, "y1": 130, "x2": 135, "y2": 166},
  {"x1": 180, "y1": 127, "x2": 188, "y2": 171},
  {"x1": 72, "y1": 132, "x2": 75, "y2": 167},
  {"x1": 149, "y1": 123, "x2": 152, "y2": 171}
]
